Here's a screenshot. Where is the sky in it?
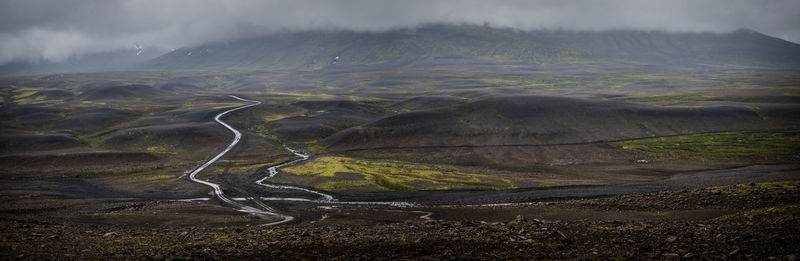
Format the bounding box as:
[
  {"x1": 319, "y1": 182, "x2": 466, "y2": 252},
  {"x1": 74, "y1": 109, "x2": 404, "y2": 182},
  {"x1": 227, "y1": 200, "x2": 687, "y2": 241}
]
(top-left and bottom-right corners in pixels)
[{"x1": 1, "y1": 0, "x2": 799, "y2": 65}]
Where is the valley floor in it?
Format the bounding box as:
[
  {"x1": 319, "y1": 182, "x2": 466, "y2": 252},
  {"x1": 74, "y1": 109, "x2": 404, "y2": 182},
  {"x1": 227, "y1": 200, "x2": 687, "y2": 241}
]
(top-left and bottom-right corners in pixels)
[{"x1": 1, "y1": 181, "x2": 798, "y2": 260}]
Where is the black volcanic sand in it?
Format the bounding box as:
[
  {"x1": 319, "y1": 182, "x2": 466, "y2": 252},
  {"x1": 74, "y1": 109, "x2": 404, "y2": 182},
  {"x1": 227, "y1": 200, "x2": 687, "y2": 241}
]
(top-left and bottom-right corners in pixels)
[{"x1": 1, "y1": 181, "x2": 798, "y2": 260}]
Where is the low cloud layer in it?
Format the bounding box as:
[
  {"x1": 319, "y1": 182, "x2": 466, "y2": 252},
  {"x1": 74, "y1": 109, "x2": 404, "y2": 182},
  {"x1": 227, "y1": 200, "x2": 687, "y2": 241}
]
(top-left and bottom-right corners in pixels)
[{"x1": 1, "y1": 0, "x2": 799, "y2": 64}]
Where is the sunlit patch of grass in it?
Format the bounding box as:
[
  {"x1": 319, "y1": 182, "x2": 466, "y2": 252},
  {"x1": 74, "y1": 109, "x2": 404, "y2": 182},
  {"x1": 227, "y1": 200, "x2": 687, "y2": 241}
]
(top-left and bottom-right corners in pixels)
[
  {"x1": 613, "y1": 130, "x2": 800, "y2": 161},
  {"x1": 271, "y1": 92, "x2": 336, "y2": 99},
  {"x1": 707, "y1": 181, "x2": 799, "y2": 195},
  {"x1": 12, "y1": 88, "x2": 47, "y2": 104},
  {"x1": 11, "y1": 87, "x2": 41, "y2": 98},
  {"x1": 622, "y1": 93, "x2": 725, "y2": 103},
  {"x1": 146, "y1": 146, "x2": 177, "y2": 155},
  {"x1": 478, "y1": 76, "x2": 558, "y2": 89},
  {"x1": 662, "y1": 104, "x2": 704, "y2": 108},
  {"x1": 14, "y1": 95, "x2": 48, "y2": 104},
  {"x1": 9, "y1": 88, "x2": 71, "y2": 106},
  {"x1": 281, "y1": 156, "x2": 516, "y2": 191},
  {"x1": 748, "y1": 181, "x2": 799, "y2": 190},
  {"x1": 139, "y1": 174, "x2": 175, "y2": 181},
  {"x1": 714, "y1": 204, "x2": 800, "y2": 225},
  {"x1": 64, "y1": 83, "x2": 82, "y2": 94},
  {"x1": 262, "y1": 114, "x2": 289, "y2": 122},
  {"x1": 743, "y1": 105, "x2": 768, "y2": 121},
  {"x1": 118, "y1": 171, "x2": 179, "y2": 183},
  {"x1": 208, "y1": 102, "x2": 246, "y2": 109},
  {"x1": 305, "y1": 142, "x2": 326, "y2": 152}
]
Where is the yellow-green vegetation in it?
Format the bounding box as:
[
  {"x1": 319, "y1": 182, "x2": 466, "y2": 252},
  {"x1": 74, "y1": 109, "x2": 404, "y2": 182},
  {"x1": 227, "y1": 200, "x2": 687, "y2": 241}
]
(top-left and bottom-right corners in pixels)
[
  {"x1": 64, "y1": 83, "x2": 82, "y2": 93},
  {"x1": 208, "y1": 102, "x2": 246, "y2": 109},
  {"x1": 263, "y1": 114, "x2": 289, "y2": 122},
  {"x1": 11, "y1": 88, "x2": 39, "y2": 100},
  {"x1": 744, "y1": 105, "x2": 768, "y2": 121},
  {"x1": 715, "y1": 204, "x2": 800, "y2": 225},
  {"x1": 478, "y1": 76, "x2": 558, "y2": 89},
  {"x1": 623, "y1": 92, "x2": 725, "y2": 103},
  {"x1": 744, "y1": 181, "x2": 798, "y2": 190},
  {"x1": 305, "y1": 142, "x2": 326, "y2": 152},
  {"x1": 11, "y1": 88, "x2": 47, "y2": 104},
  {"x1": 118, "y1": 170, "x2": 179, "y2": 183},
  {"x1": 281, "y1": 156, "x2": 516, "y2": 191},
  {"x1": 270, "y1": 91, "x2": 336, "y2": 100},
  {"x1": 136, "y1": 174, "x2": 175, "y2": 182},
  {"x1": 146, "y1": 146, "x2": 176, "y2": 155},
  {"x1": 709, "y1": 181, "x2": 799, "y2": 195},
  {"x1": 614, "y1": 130, "x2": 800, "y2": 161}
]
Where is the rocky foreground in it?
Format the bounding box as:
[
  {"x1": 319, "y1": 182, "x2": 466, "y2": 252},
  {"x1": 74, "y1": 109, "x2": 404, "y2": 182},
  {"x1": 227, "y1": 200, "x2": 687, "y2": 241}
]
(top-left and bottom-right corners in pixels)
[{"x1": 1, "y1": 181, "x2": 798, "y2": 260}]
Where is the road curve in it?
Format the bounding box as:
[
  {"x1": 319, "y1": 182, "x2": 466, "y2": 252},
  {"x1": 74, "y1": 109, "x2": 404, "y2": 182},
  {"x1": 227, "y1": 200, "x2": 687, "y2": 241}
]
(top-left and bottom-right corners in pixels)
[{"x1": 187, "y1": 95, "x2": 294, "y2": 226}]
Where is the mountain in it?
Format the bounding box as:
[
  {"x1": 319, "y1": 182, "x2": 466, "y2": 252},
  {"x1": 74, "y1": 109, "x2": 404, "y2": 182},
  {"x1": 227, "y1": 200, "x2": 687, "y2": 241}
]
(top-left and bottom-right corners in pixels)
[
  {"x1": 548, "y1": 28, "x2": 800, "y2": 68},
  {"x1": 143, "y1": 24, "x2": 591, "y2": 70},
  {"x1": 2, "y1": 24, "x2": 800, "y2": 75},
  {"x1": 0, "y1": 46, "x2": 166, "y2": 76},
  {"x1": 143, "y1": 24, "x2": 800, "y2": 70}
]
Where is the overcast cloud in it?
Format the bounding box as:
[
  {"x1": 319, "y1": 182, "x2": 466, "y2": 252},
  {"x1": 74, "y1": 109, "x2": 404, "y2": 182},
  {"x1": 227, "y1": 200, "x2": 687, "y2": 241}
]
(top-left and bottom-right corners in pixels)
[{"x1": 1, "y1": 0, "x2": 799, "y2": 64}]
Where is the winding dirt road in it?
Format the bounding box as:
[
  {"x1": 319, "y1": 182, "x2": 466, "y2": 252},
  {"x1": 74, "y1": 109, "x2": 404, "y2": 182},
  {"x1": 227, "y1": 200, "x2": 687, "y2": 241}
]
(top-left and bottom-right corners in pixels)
[
  {"x1": 186, "y1": 96, "x2": 294, "y2": 226},
  {"x1": 187, "y1": 95, "x2": 411, "y2": 226}
]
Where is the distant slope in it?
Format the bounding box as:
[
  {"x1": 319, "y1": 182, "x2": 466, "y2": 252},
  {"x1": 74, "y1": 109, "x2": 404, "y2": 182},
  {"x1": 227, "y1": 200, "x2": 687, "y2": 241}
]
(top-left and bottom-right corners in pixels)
[
  {"x1": 548, "y1": 29, "x2": 800, "y2": 67},
  {"x1": 0, "y1": 47, "x2": 166, "y2": 76},
  {"x1": 143, "y1": 24, "x2": 589, "y2": 70},
  {"x1": 4, "y1": 24, "x2": 800, "y2": 75},
  {"x1": 322, "y1": 96, "x2": 800, "y2": 150},
  {"x1": 144, "y1": 24, "x2": 800, "y2": 70}
]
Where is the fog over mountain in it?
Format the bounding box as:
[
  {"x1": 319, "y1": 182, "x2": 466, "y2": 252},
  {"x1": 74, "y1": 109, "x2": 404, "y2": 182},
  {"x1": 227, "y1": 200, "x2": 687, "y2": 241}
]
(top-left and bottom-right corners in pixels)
[{"x1": 1, "y1": 0, "x2": 799, "y2": 66}]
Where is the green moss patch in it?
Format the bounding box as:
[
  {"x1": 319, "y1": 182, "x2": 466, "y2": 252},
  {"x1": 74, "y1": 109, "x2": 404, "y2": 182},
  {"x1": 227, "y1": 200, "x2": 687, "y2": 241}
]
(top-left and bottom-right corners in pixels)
[
  {"x1": 613, "y1": 130, "x2": 800, "y2": 161},
  {"x1": 281, "y1": 156, "x2": 516, "y2": 191}
]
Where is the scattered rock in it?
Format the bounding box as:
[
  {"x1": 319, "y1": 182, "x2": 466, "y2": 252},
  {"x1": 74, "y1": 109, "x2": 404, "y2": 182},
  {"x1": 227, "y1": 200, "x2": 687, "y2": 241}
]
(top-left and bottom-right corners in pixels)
[{"x1": 666, "y1": 236, "x2": 677, "y2": 243}]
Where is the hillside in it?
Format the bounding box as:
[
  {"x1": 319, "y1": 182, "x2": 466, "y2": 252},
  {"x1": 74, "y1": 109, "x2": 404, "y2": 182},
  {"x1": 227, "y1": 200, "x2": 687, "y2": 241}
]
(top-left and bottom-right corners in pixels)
[
  {"x1": 3, "y1": 25, "x2": 799, "y2": 76},
  {"x1": 143, "y1": 24, "x2": 800, "y2": 70},
  {"x1": 323, "y1": 96, "x2": 800, "y2": 150},
  {"x1": 0, "y1": 47, "x2": 166, "y2": 76}
]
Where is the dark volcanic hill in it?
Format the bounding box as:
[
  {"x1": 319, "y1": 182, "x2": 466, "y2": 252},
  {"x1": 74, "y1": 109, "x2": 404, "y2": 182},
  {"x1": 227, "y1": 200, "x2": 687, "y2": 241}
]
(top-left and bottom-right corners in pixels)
[
  {"x1": 144, "y1": 24, "x2": 800, "y2": 70},
  {"x1": 322, "y1": 96, "x2": 800, "y2": 150},
  {"x1": 3, "y1": 24, "x2": 799, "y2": 76}
]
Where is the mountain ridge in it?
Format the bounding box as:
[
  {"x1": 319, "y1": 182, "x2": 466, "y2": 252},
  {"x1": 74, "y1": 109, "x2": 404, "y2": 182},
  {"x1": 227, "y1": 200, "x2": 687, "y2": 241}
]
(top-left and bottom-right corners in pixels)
[
  {"x1": 3, "y1": 24, "x2": 800, "y2": 76},
  {"x1": 142, "y1": 24, "x2": 800, "y2": 70}
]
